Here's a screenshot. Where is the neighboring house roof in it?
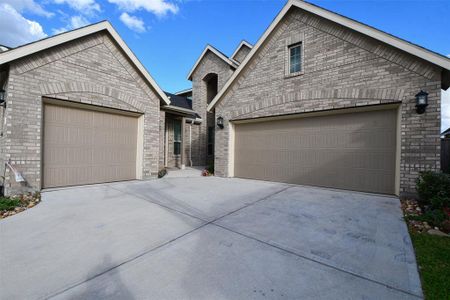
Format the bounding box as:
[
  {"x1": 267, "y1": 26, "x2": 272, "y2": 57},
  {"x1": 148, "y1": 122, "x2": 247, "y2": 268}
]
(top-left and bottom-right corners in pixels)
[
  {"x1": 0, "y1": 45, "x2": 10, "y2": 52},
  {"x1": 442, "y1": 127, "x2": 450, "y2": 138},
  {"x1": 175, "y1": 88, "x2": 192, "y2": 95},
  {"x1": 207, "y1": 0, "x2": 450, "y2": 112},
  {"x1": 165, "y1": 92, "x2": 192, "y2": 110},
  {"x1": 0, "y1": 21, "x2": 171, "y2": 106},
  {"x1": 230, "y1": 40, "x2": 253, "y2": 62},
  {"x1": 163, "y1": 91, "x2": 199, "y2": 118},
  {"x1": 187, "y1": 44, "x2": 239, "y2": 80}
]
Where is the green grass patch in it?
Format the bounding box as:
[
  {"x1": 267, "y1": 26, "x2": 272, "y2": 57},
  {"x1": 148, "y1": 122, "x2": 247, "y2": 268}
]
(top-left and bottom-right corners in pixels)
[
  {"x1": 0, "y1": 197, "x2": 21, "y2": 211},
  {"x1": 410, "y1": 232, "x2": 450, "y2": 299}
]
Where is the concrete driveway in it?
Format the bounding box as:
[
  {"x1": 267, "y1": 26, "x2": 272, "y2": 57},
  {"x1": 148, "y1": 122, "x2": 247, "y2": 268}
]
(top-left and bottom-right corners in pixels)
[{"x1": 0, "y1": 177, "x2": 421, "y2": 299}]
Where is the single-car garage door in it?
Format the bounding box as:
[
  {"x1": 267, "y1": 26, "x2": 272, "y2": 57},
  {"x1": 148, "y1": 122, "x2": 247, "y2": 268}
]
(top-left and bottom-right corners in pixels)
[
  {"x1": 43, "y1": 104, "x2": 139, "y2": 188},
  {"x1": 234, "y1": 108, "x2": 397, "y2": 194}
]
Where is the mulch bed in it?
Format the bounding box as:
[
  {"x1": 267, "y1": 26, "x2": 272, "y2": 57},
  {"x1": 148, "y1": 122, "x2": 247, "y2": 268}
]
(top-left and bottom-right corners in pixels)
[
  {"x1": 401, "y1": 198, "x2": 449, "y2": 236},
  {"x1": 0, "y1": 193, "x2": 41, "y2": 219}
]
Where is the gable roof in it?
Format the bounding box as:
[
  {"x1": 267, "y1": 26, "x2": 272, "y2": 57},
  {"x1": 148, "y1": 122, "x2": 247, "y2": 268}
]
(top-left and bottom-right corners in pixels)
[
  {"x1": 0, "y1": 21, "x2": 171, "y2": 105},
  {"x1": 207, "y1": 0, "x2": 450, "y2": 112},
  {"x1": 0, "y1": 45, "x2": 10, "y2": 52},
  {"x1": 187, "y1": 44, "x2": 239, "y2": 80},
  {"x1": 165, "y1": 92, "x2": 192, "y2": 110},
  {"x1": 230, "y1": 40, "x2": 253, "y2": 62},
  {"x1": 442, "y1": 127, "x2": 450, "y2": 137}
]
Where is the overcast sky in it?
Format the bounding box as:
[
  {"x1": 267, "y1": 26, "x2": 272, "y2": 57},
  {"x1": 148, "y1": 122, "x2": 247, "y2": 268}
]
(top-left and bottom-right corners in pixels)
[{"x1": 0, "y1": 0, "x2": 448, "y2": 131}]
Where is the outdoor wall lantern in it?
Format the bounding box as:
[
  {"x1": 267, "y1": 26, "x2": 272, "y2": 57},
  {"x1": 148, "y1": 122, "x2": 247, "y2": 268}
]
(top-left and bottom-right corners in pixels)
[
  {"x1": 217, "y1": 116, "x2": 224, "y2": 129},
  {"x1": 0, "y1": 89, "x2": 5, "y2": 107},
  {"x1": 415, "y1": 90, "x2": 428, "y2": 114}
]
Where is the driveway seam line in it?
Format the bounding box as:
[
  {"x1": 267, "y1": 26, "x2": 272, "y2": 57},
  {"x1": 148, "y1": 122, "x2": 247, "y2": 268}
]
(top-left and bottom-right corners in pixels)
[
  {"x1": 107, "y1": 185, "x2": 210, "y2": 223},
  {"x1": 211, "y1": 222, "x2": 422, "y2": 299},
  {"x1": 46, "y1": 185, "x2": 292, "y2": 299},
  {"x1": 45, "y1": 222, "x2": 209, "y2": 299}
]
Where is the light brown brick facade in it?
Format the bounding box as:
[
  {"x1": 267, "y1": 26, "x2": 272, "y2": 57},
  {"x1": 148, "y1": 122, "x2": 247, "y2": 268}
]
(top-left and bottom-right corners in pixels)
[
  {"x1": 213, "y1": 8, "x2": 442, "y2": 195},
  {"x1": 191, "y1": 51, "x2": 235, "y2": 166},
  {"x1": 1, "y1": 32, "x2": 162, "y2": 195}
]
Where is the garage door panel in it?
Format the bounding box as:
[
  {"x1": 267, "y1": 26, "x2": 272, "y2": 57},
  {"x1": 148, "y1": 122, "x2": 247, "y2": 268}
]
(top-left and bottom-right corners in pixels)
[
  {"x1": 234, "y1": 109, "x2": 397, "y2": 194},
  {"x1": 43, "y1": 104, "x2": 138, "y2": 188}
]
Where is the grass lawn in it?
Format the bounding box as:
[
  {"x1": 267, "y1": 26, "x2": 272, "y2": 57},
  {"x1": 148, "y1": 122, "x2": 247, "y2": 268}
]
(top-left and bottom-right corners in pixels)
[{"x1": 410, "y1": 232, "x2": 450, "y2": 299}]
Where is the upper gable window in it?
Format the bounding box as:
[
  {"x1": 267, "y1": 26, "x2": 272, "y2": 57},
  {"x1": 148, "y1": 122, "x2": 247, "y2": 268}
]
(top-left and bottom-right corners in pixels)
[{"x1": 289, "y1": 43, "x2": 302, "y2": 74}]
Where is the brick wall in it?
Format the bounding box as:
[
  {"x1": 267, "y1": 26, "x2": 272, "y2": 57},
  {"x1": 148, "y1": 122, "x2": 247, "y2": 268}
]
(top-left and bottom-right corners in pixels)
[
  {"x1": 191, "y1": 51, "x2": 235, "y2": 166},
  {"x1": 214, "y1": 8, "x2": 442, "y2": 194},
  {"x1": 233, "y1": 46, "x2": 251, "y2": 64},
  {"x1": 1, "y1": 32, "x2": 162, "y2": 195}
]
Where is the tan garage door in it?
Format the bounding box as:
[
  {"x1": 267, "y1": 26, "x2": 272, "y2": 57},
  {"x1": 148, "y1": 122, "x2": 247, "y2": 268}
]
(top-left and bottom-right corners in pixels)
[
  {"x1": 43, "y1": 104, "x2": 138, "y2": 188},
  {"x1": 234, "y1": 109, "x2": 397, "y2": 194}
]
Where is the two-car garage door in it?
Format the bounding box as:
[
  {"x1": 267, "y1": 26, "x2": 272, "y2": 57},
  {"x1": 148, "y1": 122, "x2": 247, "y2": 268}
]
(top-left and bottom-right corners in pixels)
[
  {"x1": 43, "y1": 104, "x2": 139, "y2": 188},
  {"x1": 234, "y1": 109, "x2": 397, "y2": 194}
]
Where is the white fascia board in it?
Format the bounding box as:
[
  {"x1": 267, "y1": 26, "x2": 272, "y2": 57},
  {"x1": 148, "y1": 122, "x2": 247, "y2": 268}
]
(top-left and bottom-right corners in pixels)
[
  {"x1": 187, "y1": 45, "x2": 239, "y2": 80},
  {"x1": 0, "y1": 21, "x2": 171, "y2": 105},
  {"x1": 230, "y1": 40, "x2": 253, "y2": 61},
  {"x1": 207, "y1": 0, "x2": 450, "y2": 111},
  {"x1": 175, "y1": 88, "x2": 192, "y2": 95},
  {"x1": 162, "y1": 104, "x2": 196, "y2": 115}
]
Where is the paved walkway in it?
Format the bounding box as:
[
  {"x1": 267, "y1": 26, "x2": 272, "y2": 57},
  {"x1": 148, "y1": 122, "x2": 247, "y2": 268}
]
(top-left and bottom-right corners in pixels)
[
  {"x1": 165, "y1": 166, "x2": 205, "y2": 178},
  {"x1": 0, "y1": 177, "x2": 422, "y2": 299}
]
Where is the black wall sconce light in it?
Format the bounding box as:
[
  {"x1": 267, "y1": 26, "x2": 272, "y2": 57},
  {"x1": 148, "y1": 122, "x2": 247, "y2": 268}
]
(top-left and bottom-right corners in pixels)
[
  {"x1": 415, "y1": 90, "x2": 428, "y2": 114},
  {"x1": 217, "y1": 116, "x2": 224, "y2": 129},
  {"x1": 0, "y1": 89, "x2": 5, "y2": 108}
]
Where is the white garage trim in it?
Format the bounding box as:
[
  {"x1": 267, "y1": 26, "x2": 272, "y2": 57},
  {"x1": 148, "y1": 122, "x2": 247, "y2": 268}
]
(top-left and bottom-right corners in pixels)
[{"x1": 41, "y1": 98, "x2": 143, "y2": 188}]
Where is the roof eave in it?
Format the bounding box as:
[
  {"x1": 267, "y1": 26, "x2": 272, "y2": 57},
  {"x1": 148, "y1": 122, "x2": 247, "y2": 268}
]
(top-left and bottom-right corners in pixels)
[
  {"x1": 207, "y1": 0, "x2": 450, "y2": 111},
  {"x1": 230, "y1": 40, "x2": 253, "y2": 61},
  {"x1": 187, "y1": 45, "x2": 239, "y2": 81},
  {"x1": 0, "y1": 21, "x2": 171, "y2": 106},
  {"x1": 162, "y1": 104, "x2": 197, "y2": 117}
]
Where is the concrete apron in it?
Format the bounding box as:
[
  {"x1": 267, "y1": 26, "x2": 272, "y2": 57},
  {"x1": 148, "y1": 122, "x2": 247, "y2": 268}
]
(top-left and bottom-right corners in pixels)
[{"x1": 0, "y1": 177, "x2": 422, "y2": 299}]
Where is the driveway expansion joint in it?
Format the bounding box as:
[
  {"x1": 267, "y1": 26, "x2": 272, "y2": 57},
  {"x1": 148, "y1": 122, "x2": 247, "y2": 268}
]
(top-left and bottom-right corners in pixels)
[
  {"x1": 211, "y1": 222, "x2": 423, "y2": 299},
  {"x1": 46, "y1": 184, "x2": 293, "y2": 299}
]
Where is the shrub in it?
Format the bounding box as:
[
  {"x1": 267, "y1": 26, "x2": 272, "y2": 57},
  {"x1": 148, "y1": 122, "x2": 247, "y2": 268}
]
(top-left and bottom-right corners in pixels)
[
  {"x1": 408, "y1": 209, "x2": 449, "y2": 228},
  {"x1": 416, "y1": 171, "x2": 450, "y2": 208},
  {"x1": 158, "y1": 168, "x2": 167, "y2": 178},
  {"x1": 206, "y1": 164, "x2": 214, "y2": 174},
  {"x1": 430, "y1": 195, "x2": 450, "y2": 210},
  {"x1": 0, "y1": 197, "x2": 21, "y2": 211}
]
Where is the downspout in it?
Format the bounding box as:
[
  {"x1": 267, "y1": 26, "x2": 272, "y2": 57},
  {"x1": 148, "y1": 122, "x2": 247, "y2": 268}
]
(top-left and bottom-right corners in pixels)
[{"x1": 189, "y1": 122, "x2": 193, "y2": 167}]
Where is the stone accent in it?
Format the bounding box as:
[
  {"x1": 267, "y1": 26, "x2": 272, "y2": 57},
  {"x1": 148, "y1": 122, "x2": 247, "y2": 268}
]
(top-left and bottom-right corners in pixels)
[
  {"x1": 1, "y1": 32, "x2": 162, "y2": 195},
  {"x1": 232, "y1": 45, "x2": 251, "y2": 64},
  {"x1": 214, "y1": 8, "x2": 442, "y2": 195},
  {"x1": 191, "y1": 51, "x2": 235, "y2": 166}
]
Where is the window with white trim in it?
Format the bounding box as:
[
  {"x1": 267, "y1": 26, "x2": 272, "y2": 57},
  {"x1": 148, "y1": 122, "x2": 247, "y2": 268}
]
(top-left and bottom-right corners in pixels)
[{"x1": 289, "y1": 42, "x2": 302, "y2": 74}]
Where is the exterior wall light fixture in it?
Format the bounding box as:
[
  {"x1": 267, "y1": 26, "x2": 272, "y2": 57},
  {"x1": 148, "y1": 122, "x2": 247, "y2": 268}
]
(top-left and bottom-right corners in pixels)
[
  {"x1": 217, "y1": 116, "x2": 224, "y2": 129},
  {"x1": 415, "y1": 90, "x2": 428, "y2": 114}
]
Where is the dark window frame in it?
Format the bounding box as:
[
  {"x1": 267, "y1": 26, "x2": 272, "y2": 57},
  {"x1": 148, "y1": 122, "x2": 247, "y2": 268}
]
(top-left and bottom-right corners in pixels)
[
  {"x1": 173, "y1": 119, "x2": 182, "y2": 156},
  {"x1": 207, "y1": 126, "x2": 214, "y2": 156},
  {"x1": 288, "y1": 42, "x2": 302, "y2": 74}
]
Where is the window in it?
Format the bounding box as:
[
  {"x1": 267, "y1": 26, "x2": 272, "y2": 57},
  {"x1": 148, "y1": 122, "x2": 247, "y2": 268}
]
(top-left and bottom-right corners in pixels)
[
  {"x1": 174, "y1": 120, "x2": 181, "y2": 155},
  {"x1": 289, "y1": 43, "x2": 302, "y2": 74},
  {"x1": 207, "y1": 126, "x2": 214, "y2": 156}
]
